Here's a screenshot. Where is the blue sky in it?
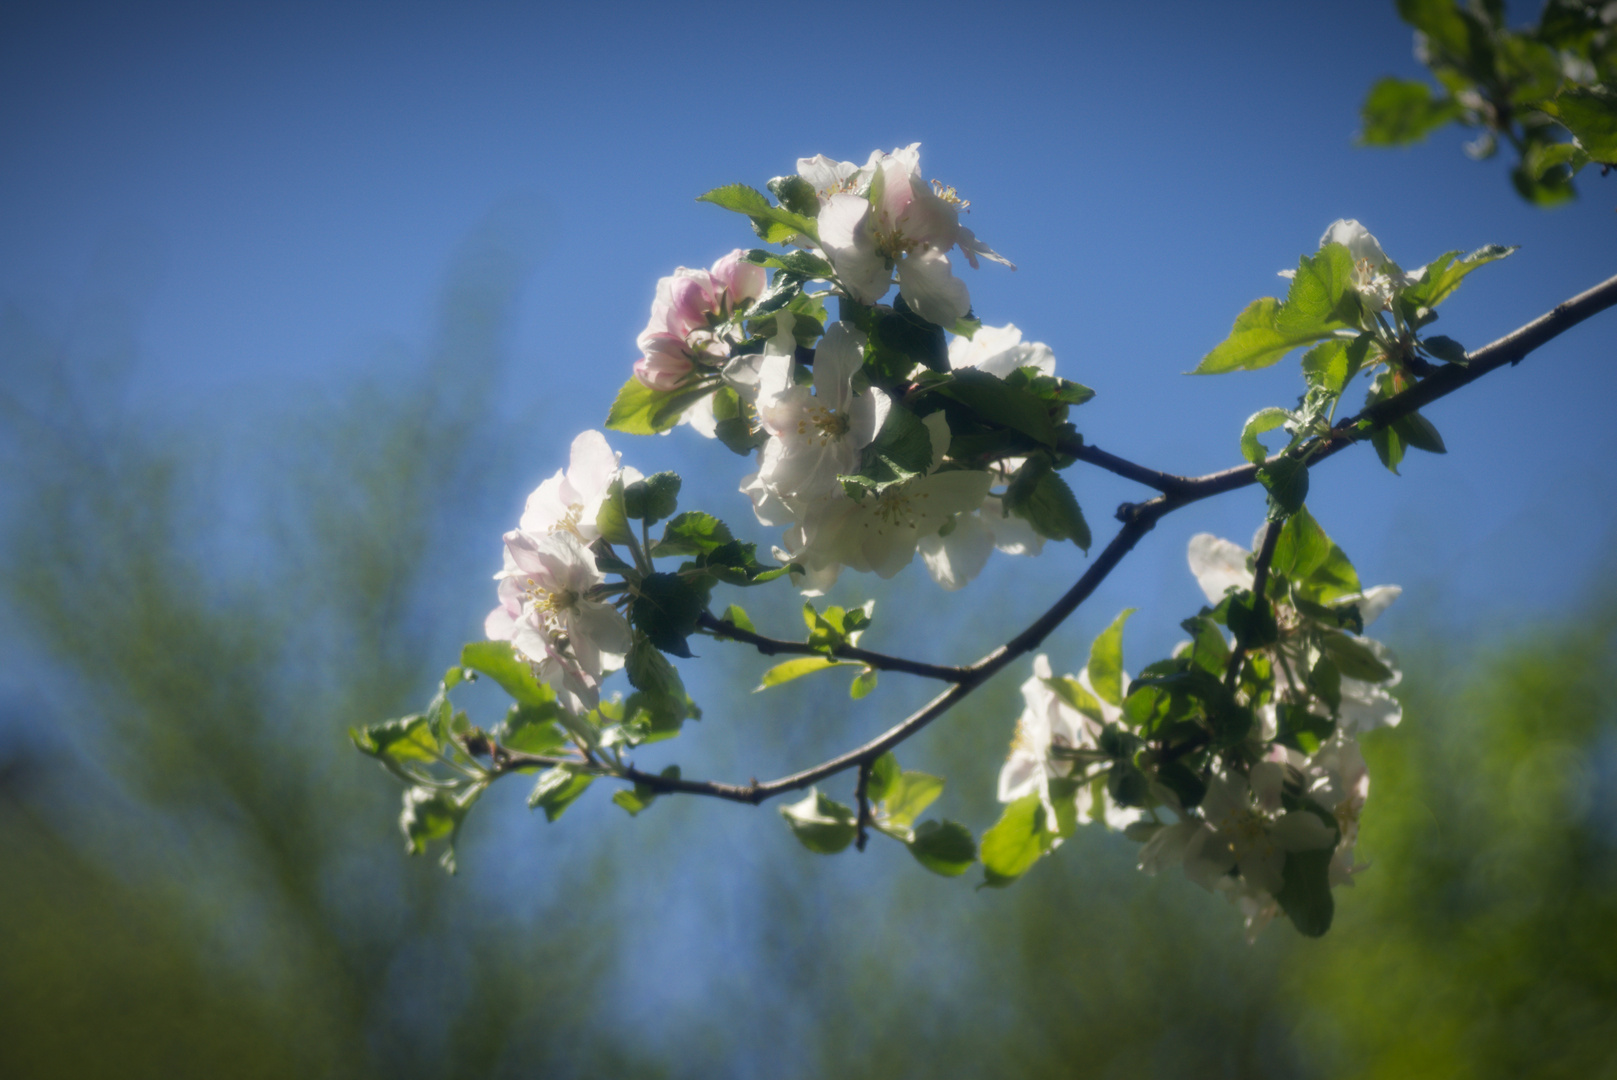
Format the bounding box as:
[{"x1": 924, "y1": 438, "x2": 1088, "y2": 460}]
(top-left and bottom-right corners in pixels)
[{"x1": 4, "y1": 0, "x2": 1616, "y2": 1066}]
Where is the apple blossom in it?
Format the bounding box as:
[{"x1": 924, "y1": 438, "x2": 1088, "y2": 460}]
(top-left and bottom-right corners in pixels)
[
  {"x1": 519, "y1": 430, "x2": 642, "y2": 544},
  {"x1": 633, "y1": 248, "x2": 768, "y2": 398}
]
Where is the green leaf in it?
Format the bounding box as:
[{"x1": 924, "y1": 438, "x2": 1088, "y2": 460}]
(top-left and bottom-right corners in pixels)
[
  {"x1": 931, "y1": 368, "x2": 1059, "y2": 447},
  {"x1": 719, "y1": 603, "x2": 755, "y2": 634},
  {"x1": 1371, "y1": 424, "x2": 1405, "y2": 474},
  {"x1": 1419, "y1": 334, "x2": 1469, "y2": 364},
  {"x1": 878, "y1": 772, "x2": 945, "y2": 830},
  {"x1": 654, "y1": 512, "x2": 735, "y2": 558},
  {"x1": 697, "y1": 183, "x2": 819, "y2": 244},
  {"x1": 625, "y1": 633, "x2": 687, "y2": 702},
  {"x1": 1272, "y1": 505, "x2": 1331, "y2": 581},
  {"x1": 850, "y1": 666, "x2": 878, "y2": 699},
  {"x1": 460, "y1": 640, "x2": 552, "y2": 708},
  {"x1": 1358, "y1": 76, "x2": 1464, "y2": 145},
  {"x1": 400, "y1": 786, "x2": 471, "y2": 866},
  {"x1": 779, "y1": 789, "x2": 857, "y2": 854},
  {"x1": 744, "y1": 247, "x2": 834, "y2": 279},
  {"x1": 1193, "y1": 297, "x2": 1338, "y2": 374},
  {"x1": 629, "y1": 573, "x2": 706, "y2": 658},
  {"x1": 1404, "y1": 244, "x2": 1517, "y2": 309},
  {"x1": 1297, "y1": 543, "x2": 1363, "y2": 605},
  {"x1": 766, "y1": 175, "x2": 821, "y2": 218},
  {"x1": 1275, "y1": 846, "x2": 1335, "y2": 937},
  {"x1": 907, "y1": 820, "x2": 977, "y2": 877},
  {"x1": 1275, "y1": 244, "x2": 1358, "y2": 335},
  {"x1": 1276, "y1": 704, "x2": 1337, "y2": 756},
  {"x1": 1227, "y1": 591, "x2": 1279, "y2": 651},
  {"x1": 1256, "y1": 457, "x2": 1310, "y2": 518},
  {"x1": 1319, "y1": 631, "x2": 1395, "y2": 682},
  {"x1": 843, "y1": 404, "x2": 933, "y2": 494},
  {"x1": 594, "y1": 475, "x2": 635, "y2": 546},
  {"x1": 1393, "y1": 410, "x2": 1447, "y2": 454},
  {"x1": 979, "y1": 793, "x2": 1048, "y2": 886},
  {"x1": 866, "y1": 752, "x2": 901, "y2": 804},
  {"x1": 611, "y1": 766, "x2": 680, "y2": 817},
  {"x1": 604, "y1": 376, "x2": 717, "y2": 435},
  {"x1": 500, "y1": 702, "x2": 568, "y2": 755},
  {"x1": 755, "y1": 655, "x2": 848, "y2": 690},
  {"x1": 1044, "y1": 674, "x2": 1109, "y2": 724},
  {"x1": 1543, "y1": 84, "x2": 1617, "y2": 163},
  {"x1": 528, "y1": 766, "x2": 593, "y2": 822},
  {"x1": 1239, "y1": 407, "x2": 1293, "y2": 465},
  {"x1": 1087, "y1": 608, "x2": 1135, "y2": 707},
  {"x1": 1002, "y1": 455, "x2": 1091, "y2": 550},
  {"x1": 1302, "y1": 335, "x2": 1372, "y2": 394},
  {"x1": 622, "y1": 471, "x2": 681, "y2": 524},
  {"x1": 351, "y1": 714, "x2": 439, "y2": 763}
]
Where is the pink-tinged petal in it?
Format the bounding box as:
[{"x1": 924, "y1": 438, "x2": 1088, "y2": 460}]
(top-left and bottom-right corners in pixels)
[
  {"x1": 997, "y1": 748, "x2": 1043, "y2": 803},
  {"x1": 957, "y1": 225, "x2": 1015, "y2": 270},
  {"x1": 895, "y1": 181, "x2": 960, "y2": 249},
  {"x1": 1187, "y1": 534, "x2": 1253, "y2": 604},
  {"x1": 710, "y1": 248, "x2": 766, "y2": 305},
  {"x1": 895, "y1": 248, "x2": 971, "y2": 328},
  {"x1": 485, "y1": 605, "x2": 517, "y2": 641},
  {"x1": 634, "y1": 352, "x2": 694, "y2": 391}
]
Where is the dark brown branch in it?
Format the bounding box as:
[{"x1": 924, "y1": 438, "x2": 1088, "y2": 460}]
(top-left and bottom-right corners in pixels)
[
  {"x1": 697, "y1": 610, "x2": 967, "y2": 682},
  {"x1": 1224, "y1": 520, "x2": 1281, "y2": 688},
  {"x1": 854, "y1": 760, "x2": 873, "y2": 851},
  {"x1": 1063, "y1": 440, "x2": 1197, "y2": 493},
  {"x1": 604, "y1": 270, "x2": 1617, "y2": 807}
]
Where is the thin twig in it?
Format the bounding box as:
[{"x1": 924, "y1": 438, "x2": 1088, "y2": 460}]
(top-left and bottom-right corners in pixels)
[
  {"x1": 697, "y1": 611, "x2": 967, "y2": 682},
  {"x1": 854, "y1": 760, "x2": 872, "y2": 852},
  {"x1": 1224, "y1": 519, "x2": 1281, "y2": 689}
]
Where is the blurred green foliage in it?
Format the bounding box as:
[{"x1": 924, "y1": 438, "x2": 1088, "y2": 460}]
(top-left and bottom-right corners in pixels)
[{"x1": 1, "y1": 220, "x2": 1613, "y2": 1076}]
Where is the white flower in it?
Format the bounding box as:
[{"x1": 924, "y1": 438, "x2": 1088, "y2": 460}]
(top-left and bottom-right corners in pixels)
[
  {"x1": 947, "y1": 323, "x2": 1056, "y2": 378},
  {"x1": 1316, "y1": 219, "x2": 1421, "y2": 315},
  {"x1": 519, "y1": 430, "x2": 642, "y2": 543},
  {"x1": 1184, "y1": 769, "x2": 1337, "y2": 896},
  {"x1": 815, "y1": 144, "x2": 1011, "y2": 327},
  {"x1": 794, "y1": 412, "x2": 991, "y2": 584},
  {"x1": 749, "y1": 320, "x2": 890, "y2": 514},
  {"x1": 487, "y1": 529, "x2": 630, "y2": 713}
]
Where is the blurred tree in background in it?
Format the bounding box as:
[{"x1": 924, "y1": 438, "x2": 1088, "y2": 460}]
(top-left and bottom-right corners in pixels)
[{"x1": 2, "y1": 221, "x2": 1613, "y2": 1078}]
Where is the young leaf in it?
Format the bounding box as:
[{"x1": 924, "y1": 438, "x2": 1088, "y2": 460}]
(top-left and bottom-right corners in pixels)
[
  {"x1": 755, "y1": 655, "x2": 848, "y2": 690},
  {"x1": 351, "y1": 714, "x2": 439, "y2": 763},
  {"x1": 697, "y1": 183, "x2": 819, "y2": 244},
  {"x1": 907, "y1": 820, "x2": 977, "y2": 877},
  {"x1": 1542, "y1": 84, "x2": 1617, "y2": 163},
  {"x1": 878, "y1": 771, "x2": 945, "y2": 830},
  {"x1": 1002, "y1": 455, "x2": 1091, "y2": 549},
  {"x1": 850, "y1": 666, "x2": 879, "y2": 699},
  {"x1": 528, "y1": 766, "x2": 594, "y2": 822},
  {"x1": 779, "y1": 789, "x2": 857, "y2": 854},
  {"x1": 1087, "y1": 608, "x2": 1135, "y2": 707},
  {"x1": 622, "y1": 471, "x2": 681, "y2": 524},
  {"x1": 629, "y1": 573, "x2": 707, "y2": 658},
  {"x1": 866, "y1": 752, "x2": 901, "y2": 804},
  {"x1": 1358, "y1": 76, "x2": 1463, "y2": 145},
  {"x1": 1275, "y1": 846, "x2": 1335, "y2": 937},
  {"x1": 655, "y1": 512, "x2": 735, "y2": 557},
  {"x1": 1239, "y1": 407, "x2": 1293, "y2": 465},
  {"x1": 1256, "y1": 457, "x2": 1310, "y2": 518},
  {"x1": 1403, "y1": 244, "x2": 1517, "y2": 309},
  {"x1": 1275, "y1": 243, "x2": 1358, "y2": 335},
  {"x1": 931, "y1": 368, "x2": 1059, "y2": 447},
  {"x1": 605, "y1": 376, "x2": 717, "y2": 435},
  {"x1": 460, "y1": 640, "x2": 552, "y2": 708},
  {"x1": 1393, "y1": 410, "x2": 1447, "y2": 454},
  {"x1": 1272, "y1": 505, "x2": 1331, "y2": 581},
  {"x1": 718, "y1": 603, "x2": 755, "y2": 634},
  {"x1": 980, "y1": 792, "x2": 1062, "y2": 887},
  {"x1": 1193, "y1": 298, "x2": 1339, "y2": 374}
]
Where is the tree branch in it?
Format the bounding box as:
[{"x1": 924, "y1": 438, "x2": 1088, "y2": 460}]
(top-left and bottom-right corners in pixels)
[{"x1": 599, "y1": 271, "x2": 1617, "y2": 806}]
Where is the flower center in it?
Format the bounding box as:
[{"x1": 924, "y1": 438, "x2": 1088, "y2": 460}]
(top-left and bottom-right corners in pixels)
[
  {"x1": 930, "y1": 179, "x2": 970, "y2": 211},
  {"x1": 523, "y1": 581, "x2": 579, "y2": 619},
  {"x1": 796, "y1": 404, "x2": 851, "y2": 446}
]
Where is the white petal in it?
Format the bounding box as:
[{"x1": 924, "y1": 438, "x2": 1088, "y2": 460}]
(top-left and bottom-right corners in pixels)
[
  {"x1": 1187, "y1": 533, "x2": 1253, "y2": 604},
  {"x1": 896, "y1": 248, "x2": 971, "y2": 328},
  {"x1": 918, "y1": 512, "x2": 994, "y2": 590}
]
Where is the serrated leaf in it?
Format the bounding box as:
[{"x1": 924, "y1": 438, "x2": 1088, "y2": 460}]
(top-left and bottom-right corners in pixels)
[
  {"x1": 931, "y1": 368, "x2": 1059, "y2": 447},
  {"x1": 843, "y1": 404, "x2": 933, "y2": 494},
  {"x1": 1543, "y1": 84, "x2": 1617, "y2": 163},
  {"x1": 1256, "y1": 457, "x2": 1310, "y2": 518},
  {"x1": 866, "y1": 752, "x2": 901, "y2": 804},
  {"x1": 622, "y1": 471, "x2": 681, "y2": 524},
  {"x1": 1272, "y1": 505, "x2": 1331, "y2": 581},
  {"x1": 908, "y1": 820, "x2": 977, "y2": 876},
  {"x1": 1371, "y1": 424, "x2": 1404, "y2": 474},
  {"x1": 779, "y1": 789, "x2": 857, "y2": 854},
  {"x1": 1297, "y1": 543, "x2": 1363, "y2": 605},
  {"x1": 1393, "y1": 410, "x2": 1446, "y2": 454},
  {"x1": 499, "y1": 702, "x2": 568, "y2": 756},
  {"x1": 697, "y1": 183, "x2": 819, "y2": 243},
  {"x1": 1002, "y1": 455, "x2": 1090, "y2": 550},
  {"x1": 1087, "y1": 608, "x2": 1135, "y2": 707},
  {"x1": 719, "y1": 603, "x2": 755, "y2": 634},
  {"x1": 1301, "y1": 335, "x2": 1372, "y2": 394},
  {"x1": 1275, "y1": 244, "x2": 1358, "y2": 335},
  {"x1": 594, "y1": 475, "x2": 634, "y2": 546},
  {"x1": 611, "y1": 765, "x2": 679, "y2": 817},
  {"x1": 1319, "y1": 631, "x2": 1395, "y2": 682},
  {"x1": 629, "y1": 573, "x2": 706, "y2": 658},
  {"x1": 655, "y1": 512, "x2": 734, "y2": 558},
  {"x1": 1194, "y1": 298, "x2": 1337, "y2": 374},
  {"x1": 351, "y1": 714, "x2": 439, "y2": 763},
  {"x1": 460, "y1": 640, "x2": 553, "y2": 708},
  {"x1": 625, "y1": 633, "x2": 687, "y2": 701},
  {"x1": 1404, "y1": 244, "x2": 1517, "y2": 309},
  {"x1": 1240, "y1": 407, "x2": 1293, "y2": 465},
  {"x1": 755, "y1": 655, "x2": 848, "y2": 690},
  {"x1": 1044, "y1": 675, "x2": 1109, "y2": 724}
]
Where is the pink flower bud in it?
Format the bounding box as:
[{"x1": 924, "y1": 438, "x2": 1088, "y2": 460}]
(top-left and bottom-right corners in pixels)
[
  {"x1": 634, "y1": 337, "x2": 695, "y2": 391},
  {"x1": 710, "y1": 248, "x2": 766, "y2": 307}
]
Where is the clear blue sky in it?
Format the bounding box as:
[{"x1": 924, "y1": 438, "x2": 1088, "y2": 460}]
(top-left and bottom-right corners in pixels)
[{"x1": 4, "y1": 0, "x2": 1616, "y2": 1063}]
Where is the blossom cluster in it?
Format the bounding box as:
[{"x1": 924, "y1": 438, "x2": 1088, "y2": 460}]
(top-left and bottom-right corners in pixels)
[{"x1": 996, "y1": 526, "x2": 1402, "y2": 939}]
